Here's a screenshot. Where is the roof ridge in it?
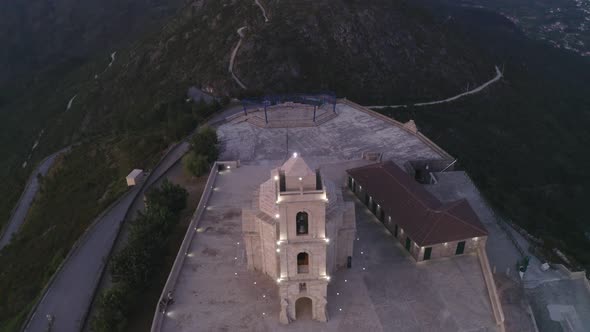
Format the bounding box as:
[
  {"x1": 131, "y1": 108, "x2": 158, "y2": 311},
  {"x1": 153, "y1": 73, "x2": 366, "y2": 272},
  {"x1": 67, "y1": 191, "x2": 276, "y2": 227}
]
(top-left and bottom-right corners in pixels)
[
  {"x1": 379, "y1": 162, "x2": 435, "y2": 211},
  {"x1": 420, "y1": 211, "x2": 445, "y2": 245},
  {"x1": 440, "y1": 199, "x2": 488, "y2": 234}
]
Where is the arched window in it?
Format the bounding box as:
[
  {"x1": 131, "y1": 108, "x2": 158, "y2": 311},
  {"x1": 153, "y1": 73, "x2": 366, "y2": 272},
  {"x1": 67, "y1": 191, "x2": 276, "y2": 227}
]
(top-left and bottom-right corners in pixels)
[
  {"x1": 297, "y1": 252, "x2": 309, "y2": 273},
  {"x1": 296, "y1": 212, "x2": 308, "y2": 235}
]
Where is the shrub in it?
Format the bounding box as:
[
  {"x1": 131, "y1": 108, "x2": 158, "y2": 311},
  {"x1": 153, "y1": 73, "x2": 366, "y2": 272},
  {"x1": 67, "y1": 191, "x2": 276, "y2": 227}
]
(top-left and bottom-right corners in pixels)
[
  {"x1": 183, "y1": 151, "x2": 210, "y2": 177},
  {"x1": 90, "y1": 283, "x2": 131, "y2": 332},
  {"x1": 189, "y1": 126, "x2": 219, "y2": 163}
]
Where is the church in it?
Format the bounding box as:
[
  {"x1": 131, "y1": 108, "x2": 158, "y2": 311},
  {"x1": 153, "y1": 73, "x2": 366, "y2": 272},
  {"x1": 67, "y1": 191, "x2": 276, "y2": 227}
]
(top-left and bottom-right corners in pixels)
[{"x1": 241, "y1": 153, "x2": 356, "y2": 324}]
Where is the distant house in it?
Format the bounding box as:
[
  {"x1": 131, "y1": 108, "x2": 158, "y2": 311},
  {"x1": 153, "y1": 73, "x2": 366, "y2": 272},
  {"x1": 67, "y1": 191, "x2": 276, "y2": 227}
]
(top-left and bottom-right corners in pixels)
[
  {"x1": 126, "y1": 169, "x2": 144, "y2": 187},
  {"x1": 346, "y1": 161, "x2": 488, "y2": 262}
]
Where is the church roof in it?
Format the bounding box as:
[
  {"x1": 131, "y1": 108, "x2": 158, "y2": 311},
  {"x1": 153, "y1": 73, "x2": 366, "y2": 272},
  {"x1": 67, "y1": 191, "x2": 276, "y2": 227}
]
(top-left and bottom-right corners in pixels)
[
  {"x1": 346, "y1": 161, "x2": 488, "y2": 246},
  {"x1": 281, "y1": 155, "x2": 314, "y2": 177}
]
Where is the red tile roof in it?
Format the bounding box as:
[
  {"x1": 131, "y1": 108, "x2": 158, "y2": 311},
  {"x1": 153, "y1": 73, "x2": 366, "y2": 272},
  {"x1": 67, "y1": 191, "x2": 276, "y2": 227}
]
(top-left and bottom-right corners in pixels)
[{"x1": 347, "y1": 161, "x2": 488, "y2": 246}]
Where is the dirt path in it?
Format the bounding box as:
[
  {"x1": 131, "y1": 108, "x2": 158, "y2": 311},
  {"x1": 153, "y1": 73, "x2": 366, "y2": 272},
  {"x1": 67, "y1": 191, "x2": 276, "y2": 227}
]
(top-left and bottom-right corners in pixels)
[
  {"x1": 254, "y1": 0, "x2": 270, "y2": 22},
  {"x1": 369, "y1": 66, "x2": 503, "y2": 109},
  {"x1": 229, "y1": 26, "x2": 248, "y2": 89}
]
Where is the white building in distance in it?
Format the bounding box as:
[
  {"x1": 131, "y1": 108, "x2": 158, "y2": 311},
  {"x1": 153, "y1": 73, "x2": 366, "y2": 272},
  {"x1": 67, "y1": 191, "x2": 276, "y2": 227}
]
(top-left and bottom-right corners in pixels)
[{"x1": 242, "y1": 154, "x2": 356, "y2": 323}]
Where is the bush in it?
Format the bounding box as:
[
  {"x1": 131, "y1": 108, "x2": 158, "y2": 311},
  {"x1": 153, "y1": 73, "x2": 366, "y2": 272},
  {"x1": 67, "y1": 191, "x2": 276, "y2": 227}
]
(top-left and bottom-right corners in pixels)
[
  {"x1": 183, "y1": 151, "x2": 210, "y2": 177},
  {"x1": 90, "y1": 283, "x2": 131, "y2": 332},
  {"x1": 189, "y1": 126, "x2": 219, "y2": 163},
  {"x1": 145, "y1": 179, "x2": 188, "y2": 215}
]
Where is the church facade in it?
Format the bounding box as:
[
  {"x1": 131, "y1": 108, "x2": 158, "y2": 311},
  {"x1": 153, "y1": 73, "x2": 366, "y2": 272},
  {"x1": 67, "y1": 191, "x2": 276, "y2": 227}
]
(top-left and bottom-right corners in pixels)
[{"x1": 242, "y1": 154, "x2": 356, "y2": 323}]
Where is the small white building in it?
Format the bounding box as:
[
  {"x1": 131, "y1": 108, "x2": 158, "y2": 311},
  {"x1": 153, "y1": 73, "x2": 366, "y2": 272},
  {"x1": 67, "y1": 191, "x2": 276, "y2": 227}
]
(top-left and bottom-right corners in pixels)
[{"x1": 126, "y1": 169, "x2": 144, "y2": 187}]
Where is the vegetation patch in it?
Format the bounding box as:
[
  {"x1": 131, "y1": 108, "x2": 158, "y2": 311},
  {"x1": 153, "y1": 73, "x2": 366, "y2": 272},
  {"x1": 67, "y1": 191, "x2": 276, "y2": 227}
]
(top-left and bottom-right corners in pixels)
[
  {"x1": 183, "y1": 126, "x2": 219, "y2": 177},
  {"x1": 90, "y1": 180, "x2": 188, "y2": 332}
]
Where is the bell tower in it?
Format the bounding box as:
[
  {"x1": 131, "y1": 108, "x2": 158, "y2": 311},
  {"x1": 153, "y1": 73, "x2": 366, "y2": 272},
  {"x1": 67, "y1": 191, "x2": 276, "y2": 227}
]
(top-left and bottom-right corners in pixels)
[{"x1": 276, "y1": 153, "x2": 329, "y2": 323}]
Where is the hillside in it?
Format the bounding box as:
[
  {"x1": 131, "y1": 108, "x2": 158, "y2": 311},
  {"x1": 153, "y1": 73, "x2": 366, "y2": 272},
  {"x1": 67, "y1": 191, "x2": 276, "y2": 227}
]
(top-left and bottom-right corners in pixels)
[
  {"x1": 0, "y1": 0, "x2": 186, "y2": 91},
  {"x1": 0, "y1": 0, "x2": 497, "y2": 330},
  {"x1": 0, "y1": 0, "x2": 492, "y2": 230},
  {"x1": 1, "y1": 0, "x2": 590, "y2": 330},
  {"x1": 385, "y1": 3, "x2": 590, "y2": 268}
]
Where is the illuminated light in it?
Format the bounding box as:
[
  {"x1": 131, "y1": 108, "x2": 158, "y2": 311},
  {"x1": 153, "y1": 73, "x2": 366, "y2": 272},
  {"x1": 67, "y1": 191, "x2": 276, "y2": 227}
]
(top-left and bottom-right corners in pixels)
[
  {"x1": 356, "y1": 237, "x2": 360, "y2": 241},
  {"x1": 234, "y1": 257, "x2": 238, "y2": 260},
  {"x1": 444, "y1": 242, "x2": 448, "y2": 246},
  {"x1": 235, "y1": 272, "x2": 238, "y2": 276},
  {"x1": 196, "y1": 227, "x2": 205, "y2": 233},
  {"x1": 359, "y1": 185, "x2": 362, "y2": 189},
  {"x1": 187, "y1": 253, "x2": 194, "y2": 257},
  {"x1": 336, "y1": 292, "x2": 340, "y2": 295},
  {"x1": 275, "y1": 214, "x2": 280, "y2": 219},
  {"x1": 277, "y1": 278, "x2": 282, "y2": 283},
  {"x1": 344, "y1": 279, "x2": 348, "y2": 282},
  {"x1": 276, "y1": 241, "x2": 281, "y2": 245},
  {"x1": 473, "y1": 237, "x2": 479, "y2": 241},
  {"x1": 276, "y1": 248, "x2": 280, "y2": 253},
  {"x1": 325, "y1": 276, "x2": 331, "y2": 281},
  {"x1": 298, "y1": 177, "x2": 302, "y2": 181},
  {"x1": 253, "y1": 281, "x2": 257, "y2": 285},
  {"x1": 263, "y1": 294, "x2": 266, "y2": 298},
  {"x1": 360, "y1": 251, "x2": 364, "y2": 255},
  {"x1": 324, "y1": 238, "x2": 330, "y2": 243},
  {"x1": 293, "y1": 152, "x2": 298, "y2": 158},
  {"x1": 339, "y1": 308, "x2": 343, "y2": 312},
  {"x1": 362, "y1": 267, "x2": 366, "y2": 271},
  {"x1": 237, "y1": 242, "x2": 240, "y2": 245},
  {"x1": 227, "y1": 165, "x2": 231, "y2": 169},
  {"x1": 274, "y1": 175, "x2": 279, "y2": 181},
  {"x1": 262, "y1": 312, "x2": 266, "y2": 316}
]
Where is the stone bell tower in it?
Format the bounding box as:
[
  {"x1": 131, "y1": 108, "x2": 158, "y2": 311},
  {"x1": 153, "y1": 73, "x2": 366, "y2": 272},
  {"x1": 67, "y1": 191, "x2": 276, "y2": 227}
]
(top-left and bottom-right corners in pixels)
[
  {"x1": 242, "y1": 152, "x2": 355, "y2": 324},
  {"x1": 276, "y1": 153, "x2": 329, "y2": 323}
]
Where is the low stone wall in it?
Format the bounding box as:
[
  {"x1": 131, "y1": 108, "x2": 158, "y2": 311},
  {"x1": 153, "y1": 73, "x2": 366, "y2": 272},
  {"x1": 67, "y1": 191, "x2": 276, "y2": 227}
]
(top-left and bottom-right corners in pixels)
[
  {"x1": 478, "y1": 246, "x2": 506, "y2": 331},
  {"x1": 150, "y1": 161, "x2": 225, "y2": 332}
]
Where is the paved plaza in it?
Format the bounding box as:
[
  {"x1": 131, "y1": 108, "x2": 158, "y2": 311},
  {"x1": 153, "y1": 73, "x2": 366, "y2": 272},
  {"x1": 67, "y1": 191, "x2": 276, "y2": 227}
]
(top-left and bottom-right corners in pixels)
[
  {"x1": 157, "y1": 103, "x2": 501, "y2": 331},
  {"x1": 160, "y1": 162, "x2": 498, "y2": 332},
  {"x1": 218, "y1": 103, "x2": 441, "y2": 163}
]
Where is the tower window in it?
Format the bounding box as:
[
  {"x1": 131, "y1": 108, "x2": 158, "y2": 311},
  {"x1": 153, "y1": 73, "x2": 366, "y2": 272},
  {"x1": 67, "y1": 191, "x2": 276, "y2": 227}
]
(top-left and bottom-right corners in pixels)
[
  {"x1": 296, "y1": 212, "x2": 308, "y2": 235},
  {"x1": 297, "y1": 252, "x2": 309, "y2": 273}
]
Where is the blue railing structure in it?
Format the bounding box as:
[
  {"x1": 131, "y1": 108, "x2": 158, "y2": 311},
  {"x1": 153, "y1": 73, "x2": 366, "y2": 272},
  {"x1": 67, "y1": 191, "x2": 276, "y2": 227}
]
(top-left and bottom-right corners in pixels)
[{"x1": 241, "y1": 92, "x2": 337, "y2": 124}]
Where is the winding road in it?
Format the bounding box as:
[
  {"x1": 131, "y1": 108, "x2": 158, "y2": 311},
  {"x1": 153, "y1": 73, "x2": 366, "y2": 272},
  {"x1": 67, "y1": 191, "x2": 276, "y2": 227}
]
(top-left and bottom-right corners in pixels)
[
  {"x1": 23, "y1": 142, "x2": 189, "y2": 332},
  {"x1": 22, "y1": 106, "x2": 243, "y2": 332},
  {"x1": 369, "y1": 66, "x2": 503, "y2": 109},
  {"x1": 229, "y1": 26, "x2": 248, "y2": 89},
  {"x1": 0, "y1": 147, "x2": 70, "y2": 250},
  {"x1": 228, "y1": 1, "x2": 270, "y2": 89}
]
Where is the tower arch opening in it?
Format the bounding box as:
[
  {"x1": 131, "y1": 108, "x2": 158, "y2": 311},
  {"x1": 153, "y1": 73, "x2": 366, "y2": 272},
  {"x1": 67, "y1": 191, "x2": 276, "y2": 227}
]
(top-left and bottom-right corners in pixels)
[
  {"x1": 297, "y1": 252, "x2": 309, "y2": 273},
  {"x1": 295, "y1": 297, "x2": 313, "y2": 320},
  {"x1": 296, "y1": 212, "x2": 309, "y2": 235}
]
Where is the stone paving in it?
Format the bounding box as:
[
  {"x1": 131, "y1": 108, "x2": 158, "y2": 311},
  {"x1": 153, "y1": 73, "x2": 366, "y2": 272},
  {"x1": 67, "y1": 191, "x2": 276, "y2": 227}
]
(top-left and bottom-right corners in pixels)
[
  {"x1": 161, "y1": 160, "x2": 498, "y2": 332},
  {"x1": 158, "y1": 103, "x2": 501, "y2": 331},
  {"x1": 218, "y1": 103, "x2": 441, "y2": 163}
]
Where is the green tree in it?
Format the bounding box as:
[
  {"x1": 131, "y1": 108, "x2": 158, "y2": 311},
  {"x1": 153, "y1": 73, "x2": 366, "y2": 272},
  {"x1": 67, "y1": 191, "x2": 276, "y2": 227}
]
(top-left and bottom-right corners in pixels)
[
  {"x1": 183, "y1": 151, "x2": 210, "y2": 177},
  {"x1": 145, "y1": 179, "x2": 188, "y2": 215},
  {"x1": 189, "y1": 126, "x2": 219, "y2": 163},
  {"x1": 91, "y1": 284, "x2": 131, "y2": 332}
]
